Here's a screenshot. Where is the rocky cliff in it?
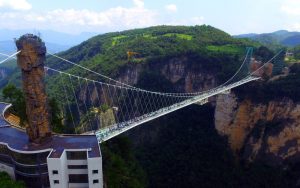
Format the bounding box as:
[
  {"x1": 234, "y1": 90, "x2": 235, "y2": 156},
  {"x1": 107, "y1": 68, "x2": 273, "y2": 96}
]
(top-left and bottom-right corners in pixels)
[
  {"x1": 215, "y1": 92, "x2": 300, "y2": 166},
  {"x1": 79, "y1": 55, "x2": 219, "y2": 107}
]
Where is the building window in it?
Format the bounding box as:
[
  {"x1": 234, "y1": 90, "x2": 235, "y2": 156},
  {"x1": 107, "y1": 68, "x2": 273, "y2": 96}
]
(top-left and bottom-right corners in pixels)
[
  {"x1": 54, "y1": 180, "x2": 59, "y2": 184},
  {"x1": 66, "y1": 151, "x2": 87, "y2": 160},
  {"x1": 68, "y1": 165, "x2": 88, "y2": 169},
  {"x1": 52, "y1": 170, "x2": 58, "y2": 175},
  {"x1": 93, "y1": 179, "x2": 99, "y2": 184},
  {"x1": 92, "y1": 170, "x2": 98, "y2": 174},
  {"x1": 69, "y1": 174, "x2": 89, "y2": 183}
]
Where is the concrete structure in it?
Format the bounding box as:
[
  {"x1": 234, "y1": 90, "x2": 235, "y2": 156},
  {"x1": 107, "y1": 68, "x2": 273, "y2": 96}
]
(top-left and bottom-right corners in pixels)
[
  {"x1": 0, "y1": 103, "x2": 103, "y2": 188},
  {"x1": 0, "y1": 34, "x2": 103, "y2": 187}
]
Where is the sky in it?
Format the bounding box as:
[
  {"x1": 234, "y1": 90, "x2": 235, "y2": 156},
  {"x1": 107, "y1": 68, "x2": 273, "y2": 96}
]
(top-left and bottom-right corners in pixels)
[{"x1": 0, "y1": 0, "x2": 299, "y2": 35}]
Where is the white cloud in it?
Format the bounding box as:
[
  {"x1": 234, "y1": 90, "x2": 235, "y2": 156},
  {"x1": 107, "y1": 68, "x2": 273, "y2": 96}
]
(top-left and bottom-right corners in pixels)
[
  {"x1": 0, "y1": 0, "x2": 205, "y2": 34},
  {"x1": 292, "y1": 23, "x2": 300, "y2": 30},
  {"x1": 280, "y1": 0, "x2": 300, "y2": 31},
  {"x1": 133, "y1": 0, "x2": 144, "y2": 8},
  {"x1": 0, "y1": 1, "x2": 158, "y2": 34},
  {"x1": 281, "y1": 0, "x2": 300, "y2": 15},
  {"x1": 286, "y1": 23, "x2": 300, "y2": 31},
  {"x1": 0, "y1": 0, "x2": 31, "y2": 10},
  {"x1": 165, "y1": 4, "x2": 177, "y2": 13}
]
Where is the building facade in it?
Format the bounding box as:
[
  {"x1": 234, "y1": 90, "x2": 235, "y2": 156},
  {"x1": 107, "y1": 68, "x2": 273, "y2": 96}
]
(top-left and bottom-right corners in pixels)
[{"x1": 0, "y1": 103, "x2": 103, "y2": 188}]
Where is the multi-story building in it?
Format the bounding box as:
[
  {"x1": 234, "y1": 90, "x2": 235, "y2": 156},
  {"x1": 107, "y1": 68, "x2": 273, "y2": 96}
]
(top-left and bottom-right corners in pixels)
[{"x1": 0, "y1": 103, "x2": 103, "y2": 188}]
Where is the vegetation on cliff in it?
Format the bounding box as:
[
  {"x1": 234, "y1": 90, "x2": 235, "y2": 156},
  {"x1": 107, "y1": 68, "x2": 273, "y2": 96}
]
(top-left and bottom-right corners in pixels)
[
  {"x1": 42, "y1": 25, "x2": 268, "y2": 109},
  {"x1": 2, "y1": 84, "x2": 27, "y2": 125},
  {"x1": 115, "y1": 105, "x2": 297, "y2": 187},
  {"x1": 235, "y1": 62, "x2": 300, "y2": 103},
  {"x1": 0, "y1": 172, "x2": 25, "y2": 188},
  {"x1": 235, "y1": 30, "x2": 300, "y2": 49},
  {"x1": 2, "y1": 84, "x2": 64, "y2": 132},
  {"x1": 45, "y1": 25, "x2": 259, "y2": 78},
  {"x1": 101, "y1": 137, "x2": 147, "y2": 188},
  {"x1": 293, "y1": 45, "x2": 300, "y2": 60}
]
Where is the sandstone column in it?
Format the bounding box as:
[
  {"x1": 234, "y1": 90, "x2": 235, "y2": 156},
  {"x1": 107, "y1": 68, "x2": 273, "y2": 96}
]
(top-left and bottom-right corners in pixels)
[{"x1": 16, "y1": 34, "x2": 51, "y2": 144}]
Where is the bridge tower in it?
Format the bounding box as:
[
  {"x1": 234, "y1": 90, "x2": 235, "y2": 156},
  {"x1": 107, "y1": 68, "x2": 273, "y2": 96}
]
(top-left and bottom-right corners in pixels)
[{"x1": 16, "y1": 34, "x2": 51, "y2": 144}]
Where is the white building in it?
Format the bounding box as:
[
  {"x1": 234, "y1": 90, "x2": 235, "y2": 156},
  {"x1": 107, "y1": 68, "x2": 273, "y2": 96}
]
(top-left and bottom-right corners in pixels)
[{"x1": 0, "y1": 103, "x2": 103, "y2": 188}]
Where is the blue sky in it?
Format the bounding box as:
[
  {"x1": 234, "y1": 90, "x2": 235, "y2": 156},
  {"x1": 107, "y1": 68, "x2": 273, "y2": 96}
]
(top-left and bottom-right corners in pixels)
[{"x1": 0, "y1": 0, "x2": 299, "y2": 35}]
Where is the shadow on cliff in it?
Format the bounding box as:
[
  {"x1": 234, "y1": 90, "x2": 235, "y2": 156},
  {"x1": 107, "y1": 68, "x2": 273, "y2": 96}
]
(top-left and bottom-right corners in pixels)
[{"x1": 102, "y1": 104, "x2": 299, "y2": 188}]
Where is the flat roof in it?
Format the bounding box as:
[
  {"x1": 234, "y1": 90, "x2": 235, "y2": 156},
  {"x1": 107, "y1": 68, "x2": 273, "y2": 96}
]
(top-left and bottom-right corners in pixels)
[{"x1": 0, "y1": 103, "x2": 101, "y2": 158}]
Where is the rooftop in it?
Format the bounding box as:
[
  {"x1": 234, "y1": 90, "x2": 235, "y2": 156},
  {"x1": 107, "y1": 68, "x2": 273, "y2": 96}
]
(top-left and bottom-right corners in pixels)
[{"x1": 0, "y1": 103, "x2": 101, "y2": 158}]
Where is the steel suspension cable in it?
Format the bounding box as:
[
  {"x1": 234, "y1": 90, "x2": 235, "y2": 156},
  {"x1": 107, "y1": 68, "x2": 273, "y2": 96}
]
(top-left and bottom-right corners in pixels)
[
  {"x1": 0, "y1": 51, "x2": 20, "y2": 64},
  {"x1": 46, "y1": 51, "x2": 252, "y2": 97},
  {"x1": 60, "y1": 73, "x2": 76, "y2": 132}
]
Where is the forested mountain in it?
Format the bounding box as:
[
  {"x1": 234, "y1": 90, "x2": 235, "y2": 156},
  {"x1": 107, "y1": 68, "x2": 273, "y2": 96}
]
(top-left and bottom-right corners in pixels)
[
  {"x1": 0, "y1": 29, "x2": 96, "y2": 46},
  {"x1": 45, "y1": 25, "x2": 260, "y2": 84},
  {"x1": 0, "y1": 40, "x2": 71, "y2": 54},
  {"x1": 2, "y1": 25, "x2": 261, "y2": 92},
  {"x1": 235, "y1": 30, "x2": 300, "y2": 48}
]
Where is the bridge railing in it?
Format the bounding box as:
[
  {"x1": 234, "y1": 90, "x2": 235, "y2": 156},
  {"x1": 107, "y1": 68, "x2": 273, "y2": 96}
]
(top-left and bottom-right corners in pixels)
[{"x1": 96, "y1": 76, "x2": 260, "y2": 142}]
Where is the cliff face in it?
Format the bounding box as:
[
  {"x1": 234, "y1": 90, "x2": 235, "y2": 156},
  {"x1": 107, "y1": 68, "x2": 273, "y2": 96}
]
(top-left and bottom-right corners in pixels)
[
  {"x1": 0, "y1": 68, "x2": 10, "y2": 79},
  {"x1": 215, "y1": 93, "x2": 300, "y2": 165},
  {"x1": 159, "y1": 57, "x2": 217, "y2": 92},
  {"x1": 79, "y1": 56, "x2": 218, "y2": 106}
]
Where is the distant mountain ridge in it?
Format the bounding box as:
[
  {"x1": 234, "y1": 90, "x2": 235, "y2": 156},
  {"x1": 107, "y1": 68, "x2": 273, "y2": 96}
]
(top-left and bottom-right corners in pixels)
[
  {"x1": 0, "y1": 29, "x2": 98, "y2": 55},
  {"x1": 0, "y1": 40, "x2": 71, "y2": 54},
  {"x1": 234, "y1": 30, "x2": 300, "y2": 47}
]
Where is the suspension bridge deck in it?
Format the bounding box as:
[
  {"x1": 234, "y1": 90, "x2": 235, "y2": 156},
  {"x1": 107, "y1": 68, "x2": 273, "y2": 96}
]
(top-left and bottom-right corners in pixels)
[{"x1": 95, "y1": 76, "x2": 260, "y2": 143}]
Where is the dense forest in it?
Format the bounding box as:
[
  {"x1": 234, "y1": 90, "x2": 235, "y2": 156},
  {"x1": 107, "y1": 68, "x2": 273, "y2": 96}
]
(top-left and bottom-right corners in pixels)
[
  {"x1": 0, "y1": 172, "x2": 25, "y2": 188},
  {"x1": 235, "y1": 30, "x2": 300, "y2": 49}
]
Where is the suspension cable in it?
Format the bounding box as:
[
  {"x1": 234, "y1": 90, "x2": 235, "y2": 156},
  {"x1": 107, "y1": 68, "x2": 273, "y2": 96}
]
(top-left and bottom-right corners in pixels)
[
  {"x1": 46, "y1": 50, "x2": 252, "y2": 97},
  {"x1": 0, "y1": 51, "x2": 20, "y2": 64},
  {"x1": 250, "y1": 50, "x2": 284, "y2": 76}
]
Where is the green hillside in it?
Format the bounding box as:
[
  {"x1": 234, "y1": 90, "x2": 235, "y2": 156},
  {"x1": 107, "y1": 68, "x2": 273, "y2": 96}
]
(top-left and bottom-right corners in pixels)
[
  {"x1": 0, "y1": 25, "x2": 265, "y2": 99},
  {"x1": 235, "y1": 30, "x2": 300, "y2": 49},
  {"x1": 47, "y1": 25, "x2": 256, "y2": 68}
]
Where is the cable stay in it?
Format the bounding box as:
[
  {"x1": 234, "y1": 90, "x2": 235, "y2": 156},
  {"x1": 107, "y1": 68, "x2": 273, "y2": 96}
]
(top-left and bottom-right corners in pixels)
[
  {"x1": 46, "y1": 48, "x2": 253, "y2": 97},
  {"x1": 0, "y1": 51, "x2": 20, "y2": 64}
]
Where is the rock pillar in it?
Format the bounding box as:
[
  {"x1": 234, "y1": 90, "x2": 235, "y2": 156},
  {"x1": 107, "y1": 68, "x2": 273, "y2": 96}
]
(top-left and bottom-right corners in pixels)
[{"x1": 16, "y1": 34, "x2": 51, "y2": 144}]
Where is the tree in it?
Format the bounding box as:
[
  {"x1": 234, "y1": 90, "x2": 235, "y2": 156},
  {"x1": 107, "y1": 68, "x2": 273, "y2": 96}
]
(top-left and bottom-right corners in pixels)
[
  {"x1": 48, "y1": 98, "x2": 64, "y2": 133},
  {"x1": 2, "y1": 84, "x2": 27, "y2": 126},
  {"x1": 0, "y1": 172, "x2": 25, "y2": 188}
]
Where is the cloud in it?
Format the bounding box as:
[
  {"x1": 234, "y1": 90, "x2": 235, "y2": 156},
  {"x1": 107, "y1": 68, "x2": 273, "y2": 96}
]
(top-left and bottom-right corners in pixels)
[
  {"x1": 0, "y1": 1, "x2": 158, "y2": 34},
  {"x1": 40, "y1": 7, "x2": 157, "y2": 28},
  {"x1": 0, "y1": 0, "x2": 205, "y2": 34},
  {"x1": 281, "y1": 0, "x2": 300, "y2": 16},
  {"x1": 292, "y1": 23, "x2": 300, "y2": 30},
  {"x1": 281, "y1": 0, "x2": 300, "y2": 31},
  {"x1": 286, "y1": 23, "x2": 300, "y2": 31},
  {"x1": 133, "y1": 0, "x2": 144, "y2": 8},
  {"x1": 0, "y1": 0, "x2": 31, "y2": 10},
  {"x1": 165, "y1": 4, "x2": 177, "y2": 13}
]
